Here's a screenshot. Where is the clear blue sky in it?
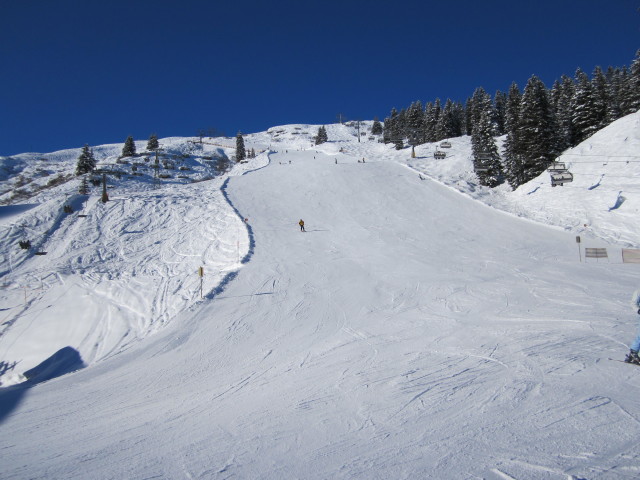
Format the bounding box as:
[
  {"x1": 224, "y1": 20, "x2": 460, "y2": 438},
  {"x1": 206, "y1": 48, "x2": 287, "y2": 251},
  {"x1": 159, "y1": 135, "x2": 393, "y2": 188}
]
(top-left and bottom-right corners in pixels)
[{"x1": 1, "y1": 0, "x2": 638, "y2": 155}]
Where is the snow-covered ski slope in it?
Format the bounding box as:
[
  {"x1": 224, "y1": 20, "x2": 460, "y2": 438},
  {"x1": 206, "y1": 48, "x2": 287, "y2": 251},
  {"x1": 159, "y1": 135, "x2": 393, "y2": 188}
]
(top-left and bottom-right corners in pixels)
[{"x1": 1, "y1": 113, "x2": 640, "y2": 479}]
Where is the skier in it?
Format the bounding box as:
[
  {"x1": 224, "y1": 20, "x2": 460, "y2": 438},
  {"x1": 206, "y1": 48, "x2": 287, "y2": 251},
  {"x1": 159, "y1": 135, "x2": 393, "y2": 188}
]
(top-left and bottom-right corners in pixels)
[
  {"x1": 299, "y1": 219, "x2": 305, "y2": 232},
  {"x1": 625, "y1": 289, "x2": 640, "y2": 364}
]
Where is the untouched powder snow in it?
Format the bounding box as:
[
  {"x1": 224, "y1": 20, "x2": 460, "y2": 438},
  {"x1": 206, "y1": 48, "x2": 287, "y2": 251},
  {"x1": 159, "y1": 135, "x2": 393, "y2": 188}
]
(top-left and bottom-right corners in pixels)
[{"x1": 1, "y1": 114, "x2": 640, "y2": 479}]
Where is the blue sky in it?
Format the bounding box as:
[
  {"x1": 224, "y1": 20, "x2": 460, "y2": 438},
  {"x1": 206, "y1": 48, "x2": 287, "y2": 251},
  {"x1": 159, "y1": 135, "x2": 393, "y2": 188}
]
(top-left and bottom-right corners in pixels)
[{"x1": 1, "y1": 0, "x2": 638, "y2": 155}]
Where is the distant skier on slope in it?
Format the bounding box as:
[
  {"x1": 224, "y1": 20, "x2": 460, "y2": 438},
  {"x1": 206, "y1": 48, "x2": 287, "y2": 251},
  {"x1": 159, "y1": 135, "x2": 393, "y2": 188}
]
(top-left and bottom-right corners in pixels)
[
  {"x1": 299, "y1": 219, "x2": 305, "y2": 232},
  {"x1": 624, "y1": 289, "x2": 640, "y2": 364}
]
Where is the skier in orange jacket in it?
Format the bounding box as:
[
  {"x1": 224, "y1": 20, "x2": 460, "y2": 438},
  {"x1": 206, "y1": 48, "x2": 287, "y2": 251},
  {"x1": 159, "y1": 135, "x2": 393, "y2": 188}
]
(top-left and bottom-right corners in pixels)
[{"x1": 299, "y1": 219, "x2": 305, "y2": 232}]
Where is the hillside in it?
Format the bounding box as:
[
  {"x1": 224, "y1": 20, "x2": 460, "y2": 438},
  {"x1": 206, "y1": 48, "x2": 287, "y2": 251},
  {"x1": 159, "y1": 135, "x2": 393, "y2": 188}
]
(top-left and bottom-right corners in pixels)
[{"x1": 1, "y1": 113, "x2": 640, "y2": 479}]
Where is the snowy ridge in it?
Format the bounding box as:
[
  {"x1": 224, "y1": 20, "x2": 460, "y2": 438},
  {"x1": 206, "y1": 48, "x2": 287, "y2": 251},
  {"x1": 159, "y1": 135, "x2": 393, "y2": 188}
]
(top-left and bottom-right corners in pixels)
[{"x1": 1, "y1": 113, "x2": 640, "y2": 479}]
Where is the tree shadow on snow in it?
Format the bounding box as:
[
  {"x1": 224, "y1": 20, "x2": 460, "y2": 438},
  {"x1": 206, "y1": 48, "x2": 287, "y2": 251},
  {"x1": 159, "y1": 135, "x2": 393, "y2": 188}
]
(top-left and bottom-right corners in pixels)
[{"x1": 0, "y1": 346, "x2": 85, "y2": 424}]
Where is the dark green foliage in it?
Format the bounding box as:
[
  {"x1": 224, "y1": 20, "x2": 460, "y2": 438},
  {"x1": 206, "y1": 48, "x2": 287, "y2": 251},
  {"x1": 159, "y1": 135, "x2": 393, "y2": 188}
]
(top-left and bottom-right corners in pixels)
[
  {"x1": 315, "y1": 126, "x2": 328, "y2": 145},
  {"x1": 122, "y1": 136, "x2": 136, "y2": 157},
  {"x1": 472, "y1": 108, "x2": 504, "y2": 187},
  {"x1": 406, "y1": 101, "x2": 425, "y2": 145},
  {"x1": 371, "y1": 117, "x2": 383, "y2": 135},
  {"x1": 147, "y1": 133, "x2": 159, "y2": 151},
  {"x1": 517, "y1": 75, "x2": 560, "y2": 182},
  {"x1": 236, "y1": 132, "x2": 246, "y2": 161},
  {"x1": 571, "y1": 68, "x2": 599, "y2": 143},
  {"x1": 591, "y1": 66, "x2": 610, "y2": 129},
  {"x1": 75, "y1": 144, "x2": 96, "y2": 176},
  {"x1": 493, "y1": 90, "x2": 507, "y2": 135},
  {"x1": 623, "y1": 49, "x2": 640, "y2": 114}
]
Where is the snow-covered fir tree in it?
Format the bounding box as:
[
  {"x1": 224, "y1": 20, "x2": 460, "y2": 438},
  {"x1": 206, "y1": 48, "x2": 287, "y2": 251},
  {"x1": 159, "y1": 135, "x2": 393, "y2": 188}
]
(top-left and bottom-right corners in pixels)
[
  {"x1": 147, "y1": 133, "x2": 159, "y2": 151},
  {"x1": 591, "y1": 66, "x2": 610, "y2": 130},
  {"x1": 493, "y1": 90, "x2": 507, "y2": 135},
  {"x1": 502, "y1": 82, "x2": 524, "y2": 188},
  {"x1": 122, "y1": 136, "x2": 136, "y2": 157},
  {"x1": 623, "y1": 49, "x2": 640, "y2": 114},
  {"x1": 436, "y1": 99, "x2": 455, "y2": 141},
  {"x1": 571, "y1": 68, "x2": 599, "y2": 143},
  {"x1": 236, "y1": 132, "x2": 246, "y2": 161},
  {"x1": 75, "y1": 144, "x2": 96, "y2": 176},
  {"x1": 315, "y1": 126, "x2": 328, "y2": 145},
  {"x1": 371, "y1": 117, "x2": 383, "y2": 135},
  {"x1": 406, "y1": 101, "x2": 425, "y2": 145},
  {"x1": 471, "y1": 108, "x2": 504, "y2": 187},
  {"x1": 517, "y1": 75, "x2": 560, "y2": 182}
]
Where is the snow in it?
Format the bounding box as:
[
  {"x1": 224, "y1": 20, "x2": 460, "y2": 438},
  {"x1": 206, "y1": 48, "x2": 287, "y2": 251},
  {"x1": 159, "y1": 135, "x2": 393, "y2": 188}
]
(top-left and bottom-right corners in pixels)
[{"x1": 1, "y1": 113, "x2": 640, "y2": 479}]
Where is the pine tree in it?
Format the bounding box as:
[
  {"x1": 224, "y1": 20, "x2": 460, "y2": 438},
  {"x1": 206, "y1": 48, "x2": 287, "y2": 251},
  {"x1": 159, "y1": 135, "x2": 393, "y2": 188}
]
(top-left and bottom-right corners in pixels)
[
  {"x1": 502, "y1": 82, "x2": 524, "y2": 188},
  {"x1": 606, "y1": 66, "x2": 623, "y2": 121},
  {"x1": 371, "y1": 117, "x2": 383, "y2": 135},
  {"x1": 451, "y1": 102, "x2": 466, "y2": 136},
  {"x1": 464, "y1": 97, "x2": 474, "y2": 137},
  {"x1": 383, "y1": 108, "x2": 398, "y2": 144},
  {"x1": 236, "y1": 132, "x2": 246, "y2": 161},
  {"x1": 75, "y1": 144, "x2": 96, "y2": 176},
  {"x1": 422, "y1": 102, "x2": 437, "y2": 143},
  {"x1": 436, "y1": 99, "x2": 455, "y2": 141},
  {"x1": 471, "y1": 108, "x2": 504, "y2": 187},
  {"x1": 147, "y1": 133, "x2": 159, "y2": 151},
  {"x1": 572, "y1": 68, "x2": 598, "y2": 143},
  {"x1": 517, "y1": 75, "x2": 560, "y2": 182},
  {"x1": 122, "y1": 136, "x2": 136, "y2": 157},
  {"x1": 556, "y1": 75, "x2": 576, "y2": 149},
  {"x1": 493, "y1": 90, "x2": 507, "y2": 135},
  {"x1": 591, "y1": 66, "x2": 609, "y2": 129},
  {"x1": 315, "y1": 126, "x2": 328, "y2": 145},
  {"x1": 406, "y1": 101, "x2": 425, "y2": 145},
  {"x1": 624, "y1": 49, "x2": 640, "y2": 114}
]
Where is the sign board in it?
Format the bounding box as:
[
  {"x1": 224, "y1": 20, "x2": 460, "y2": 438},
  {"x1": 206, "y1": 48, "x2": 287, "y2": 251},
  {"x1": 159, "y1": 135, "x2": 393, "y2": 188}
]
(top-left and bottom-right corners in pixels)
[
  {"x1": 585, "y1": 248, "x2": 608, "y2": 259},
  {"x1": 622, "y1": 249, "x2": 640, "y2": 264}
]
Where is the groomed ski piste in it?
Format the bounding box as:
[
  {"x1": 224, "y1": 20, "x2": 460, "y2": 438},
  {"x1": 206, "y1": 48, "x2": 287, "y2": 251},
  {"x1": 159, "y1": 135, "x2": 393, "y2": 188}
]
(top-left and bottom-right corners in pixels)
[{"x1": 1, "y1": 112, "x2": 640, "y2": 479}]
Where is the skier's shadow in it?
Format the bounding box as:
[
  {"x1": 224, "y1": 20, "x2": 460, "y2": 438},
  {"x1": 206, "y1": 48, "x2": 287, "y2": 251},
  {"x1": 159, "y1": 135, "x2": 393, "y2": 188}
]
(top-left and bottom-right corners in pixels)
[{"x1": 304, "y1": 229, "x2": 329, "y2": 232}]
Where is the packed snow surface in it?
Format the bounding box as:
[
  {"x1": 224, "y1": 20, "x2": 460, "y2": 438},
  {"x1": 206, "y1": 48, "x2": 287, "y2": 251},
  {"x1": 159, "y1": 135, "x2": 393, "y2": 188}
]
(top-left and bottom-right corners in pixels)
[{"x1": 1, "y1": 113, "x2": 640, "y2": 479}]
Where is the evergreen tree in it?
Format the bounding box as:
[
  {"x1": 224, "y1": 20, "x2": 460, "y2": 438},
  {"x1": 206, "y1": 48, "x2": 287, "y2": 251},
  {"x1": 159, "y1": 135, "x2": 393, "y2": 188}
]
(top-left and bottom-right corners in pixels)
[
  {"x1": 493, "y1": 90, "x2": 507, "y2": 135},
  {"x1": 315, "y1": 126, "x2": 328, "y2": 145},
  {"x1": 502, "y1": 82, "x2": 524, "y2": 188},
  {"x1": 591, "y1": 66, "x2": 609, "y2": 129},
  {"x1": 571, "y1": 68, "x2": 598, "y2": 143},
  {"x1": 422, "y1": 102, "x2": 437, "y2": 143},
  {"x1": 383, "y1": 108, "x2": 399, "y2": 144},
  {"x1": 624, "y1": 49, "x2": 640, "y2": 114},
  {"x1": 451, "y1": 101, "x2": 466, "y2": 136},
  {"x1": 436, "y1": 99, "x2": 455, "y2": 140},
  {"x1": 558, "y1": 75, "x2": 576, "y2": 149},
  {"x1": 147, "y1": 133, "x2": 159, "y2": 151},
  {"x1": 471, "y1": 108, "x2": 504, "y2": 187},
  {"x1": 122, "y1": 136, "x2": 136, "y2": 157},
  {"x1": 236, "y1": 132, "x2": 246, "y2": 160},
  {"x1": 371, "y1": 117, "x2": 383, "y2": 135},
  {"x1": 75, "y1": 144, "x2": 96, "y2": 176},
  {"x1": 517, "y1": 75, "x2": 560, "y2": 182},
  {"x1": 406, "y1": 101, "x2": 425, "y2": 145},
  {"x1": 464, "y1": 97, "x2": 474, "y2": 136},
  {"x1": 606, "y1": 66, "x2": 623, "y2": 121}
]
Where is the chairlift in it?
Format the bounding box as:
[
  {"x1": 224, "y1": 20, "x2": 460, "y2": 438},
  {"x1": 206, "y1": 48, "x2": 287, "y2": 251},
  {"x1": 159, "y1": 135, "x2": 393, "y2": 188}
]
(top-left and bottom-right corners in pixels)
[
  {"x1": 440, "y1": 141, "x2": 452, "y2": 148},
  {"x1": 19, "y1": 239, "x2": 31, "y2": 250},
  {"x1": 434, "y1": 151, "x2": 446, "y2": 159},
  {"x1": 547, "y1": 162, "x2": 566, "y2": 172},
  {"x1": 550, "y1": 171, "x2": 573, "y2": 187}
]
